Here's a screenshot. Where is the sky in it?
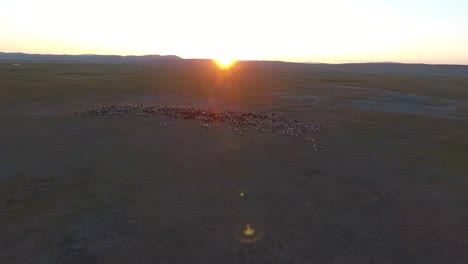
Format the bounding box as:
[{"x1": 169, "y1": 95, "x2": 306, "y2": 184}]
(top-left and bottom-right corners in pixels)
[{"x1": 1, "y1": 0, "x2": 467, "y2": 64}]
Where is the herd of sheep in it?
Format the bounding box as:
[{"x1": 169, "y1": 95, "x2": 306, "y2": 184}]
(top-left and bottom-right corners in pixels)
[{"x1": 76, "y1": 105, "x2": 324, "y2": 150}]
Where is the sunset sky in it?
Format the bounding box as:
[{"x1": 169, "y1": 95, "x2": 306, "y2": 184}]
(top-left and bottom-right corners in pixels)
[{"x1": 1, "y1": 0, "x2": 467, "y2": 64}]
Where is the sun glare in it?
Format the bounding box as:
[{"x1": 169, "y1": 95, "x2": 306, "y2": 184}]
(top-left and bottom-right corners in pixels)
[{"x1": 214, "y1": 58, "x2": 236, "y2": 69}]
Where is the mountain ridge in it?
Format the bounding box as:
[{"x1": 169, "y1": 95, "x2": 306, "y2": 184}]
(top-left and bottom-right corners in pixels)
[
  {"x1": 0, "y1": 52, "x2": 182, "y2": 62},
  {"x1": 2, "y1": 52, "x2": 468, "y2": 66}
]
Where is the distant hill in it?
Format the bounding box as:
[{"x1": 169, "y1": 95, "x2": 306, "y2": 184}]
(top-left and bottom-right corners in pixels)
[
  {"x1": 0, "y1": 52, "x2": 182, "y2": 63},
  {"x1": 234, "y1": 60, "x2": 468, "y2": 77},
  {"x1": 2, "y1": 52, "x2": 467, "y2": 76},
  {"x1": 306, "y1": 62, "x2": 468, "y2": 76}
]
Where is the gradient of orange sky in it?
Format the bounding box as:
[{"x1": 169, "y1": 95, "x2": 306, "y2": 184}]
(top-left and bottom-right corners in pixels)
[{"x1": 1, "y1": 0, "x2": 467, "y2": 64}]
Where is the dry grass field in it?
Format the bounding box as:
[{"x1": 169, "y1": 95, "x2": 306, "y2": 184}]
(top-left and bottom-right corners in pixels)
[{"x1": 1, "y1": 60, "x2": 468, "y2": 263}]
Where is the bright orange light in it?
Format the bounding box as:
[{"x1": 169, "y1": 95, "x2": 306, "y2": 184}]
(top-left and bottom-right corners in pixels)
[{"x1": 214, "y1": 58, "x2": 236, "y2": 69}]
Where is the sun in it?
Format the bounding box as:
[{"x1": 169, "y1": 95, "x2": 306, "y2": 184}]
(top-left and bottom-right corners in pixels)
[{"x1": 214, "y1": 57, "x2": 236, "y2": 69}]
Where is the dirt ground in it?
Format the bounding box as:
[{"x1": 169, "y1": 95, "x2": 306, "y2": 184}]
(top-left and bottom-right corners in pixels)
[{"x1": 1, "y1": 61, "x2": 468, "y2": 263}]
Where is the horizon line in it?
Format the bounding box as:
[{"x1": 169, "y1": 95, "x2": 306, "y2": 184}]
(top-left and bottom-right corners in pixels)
[{"x1": 1, "y1": 51, "x2": 467, "y2": 67}]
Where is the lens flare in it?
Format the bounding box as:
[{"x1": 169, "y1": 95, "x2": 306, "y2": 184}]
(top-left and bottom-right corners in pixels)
[
  {"x1": 243, "y1": 223, "x2": 255, "y2": 236},
  {"x1": 235, "y1": 222, "x2": 264, "y2": 243}
]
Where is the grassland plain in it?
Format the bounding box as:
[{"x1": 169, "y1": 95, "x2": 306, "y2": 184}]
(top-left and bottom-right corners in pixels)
[{"x1": 1, "y1": 60, "x2": 468, "y2": 263}]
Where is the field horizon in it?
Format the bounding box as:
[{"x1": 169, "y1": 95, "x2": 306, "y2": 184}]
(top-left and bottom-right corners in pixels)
[{"x1": 2, "y1": 51, "x2": 468, "y2": 67}]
